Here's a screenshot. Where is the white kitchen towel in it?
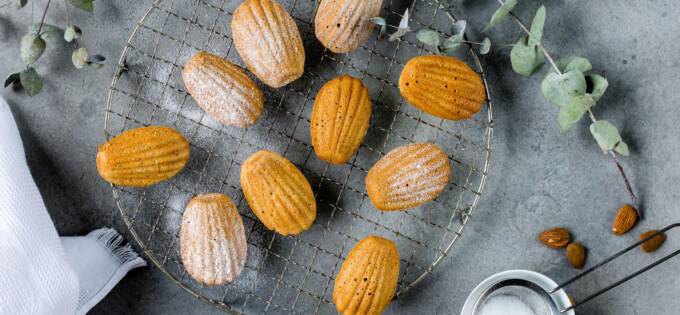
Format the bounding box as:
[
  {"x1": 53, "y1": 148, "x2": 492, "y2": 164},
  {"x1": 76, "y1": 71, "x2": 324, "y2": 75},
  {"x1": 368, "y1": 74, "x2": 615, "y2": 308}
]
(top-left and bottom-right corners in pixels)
[{"x1": 0, "y1": 95, "x2": 145, "y2": 314}]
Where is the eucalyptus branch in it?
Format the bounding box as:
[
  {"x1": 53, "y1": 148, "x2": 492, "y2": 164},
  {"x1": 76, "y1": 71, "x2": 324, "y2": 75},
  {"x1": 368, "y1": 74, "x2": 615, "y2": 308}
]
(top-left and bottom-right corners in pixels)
[{"x1": 36, "y1": 0, "x2": 51, "y2": 34}]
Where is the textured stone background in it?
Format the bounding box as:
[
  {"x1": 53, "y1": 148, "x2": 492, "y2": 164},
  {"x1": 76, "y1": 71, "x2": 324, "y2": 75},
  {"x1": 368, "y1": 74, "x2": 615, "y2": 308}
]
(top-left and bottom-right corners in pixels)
[{"x1": 1, "y1": 0, "x2": 679, "y2": 314}]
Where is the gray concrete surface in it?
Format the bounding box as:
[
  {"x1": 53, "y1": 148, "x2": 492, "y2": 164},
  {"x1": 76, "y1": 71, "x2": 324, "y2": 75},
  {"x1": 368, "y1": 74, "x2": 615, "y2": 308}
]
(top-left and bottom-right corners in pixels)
[{"x1": 1, "y1": 0, "x2": 679, "y2": 314}]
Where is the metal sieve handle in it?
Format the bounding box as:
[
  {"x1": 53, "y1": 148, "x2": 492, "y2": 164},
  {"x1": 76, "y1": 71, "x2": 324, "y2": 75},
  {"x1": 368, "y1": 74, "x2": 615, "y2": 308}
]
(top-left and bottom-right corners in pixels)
[{"x1": 550, "y1": 223, "x2": 680, "y2": 313}]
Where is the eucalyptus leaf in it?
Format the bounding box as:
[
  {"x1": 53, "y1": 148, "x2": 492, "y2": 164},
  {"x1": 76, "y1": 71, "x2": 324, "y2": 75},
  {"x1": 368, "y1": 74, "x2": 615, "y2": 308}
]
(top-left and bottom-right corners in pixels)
[
  {"x1": 370, "y1": 17, "x2": 386, "y2": 26},
  {"x1": 416, "y1": 29, "x2": 439, "y2": 47},
  {"x1": 72, "y1": 47, "x2": 88, "y2": 69},
  {"x1": 29, "y1": 23, "x2": 61, "y2": 40},
  {"x1": 484, "y1": 0, "x2": 517, "y2": 32},
  {"x1": 19, "y1": 67, "x2": 42, "y2": 96},
  {"x1": 388, "y1": 9, "x2": 410, "y2": 42},
  {"x1": 68, "y1": 0, "x2": 93, "y2": 12},
  {"x1": 557, "y1": 56, "x2": 592, "y2": 73},
  {"x1": 557, "y1": 94, "x2": 595, "y2": 132},
  {"x1": 528, "y1": 5, "x2": 546, "y2": 47},
  {"x1": 20, "y1": 34, "x2": 46, "y2": 64},
  {"x1": 4, "y1": 72, "x2": 20, "y2": 88},
  {"x1": 590, "y1": 120, "x2": 623, "y2": 152},
  {"x1": 480, "y1": 37, "x2": 491, "y2": 55},
  {"x1": 586, "y1": 74, "x2": 608, "y2": 101},
  {"x1": 90, "y1": 54, "x2": 106, "y2": 62},
  {"x1": 15, "y1": 0, "x2": 28, "y2": 8},
  {"x1": 64, "y1": 25, "x2": 82, "y2": 42},
  {"x1": 451, "y1": 20, "x2": 466, "y2": 36},
  {"x1": 614, "y1": 141, "x2": 630, "y2": 156},
  {"x1": 441, "y1": 35, "x2": 462, "y2": 53},
  {"x1": 399, "y1": 9, "x2": 409, "y2": 30},
  {"x1": 510, "y1": 36, "x2": 544, "y2": 76},
  {"x1": 541, "y1": 70, "x2": 587, "y2": 107}
]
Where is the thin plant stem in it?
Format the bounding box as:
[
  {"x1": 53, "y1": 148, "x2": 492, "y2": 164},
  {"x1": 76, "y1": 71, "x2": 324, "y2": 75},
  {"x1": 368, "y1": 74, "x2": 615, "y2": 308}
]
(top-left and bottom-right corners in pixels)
[
  {"x1": 36, "y1": 0, "x2": 52, "y2": 34},
  {"x1": 495, "y1": 0, "x2": 640, "y2": 212}
]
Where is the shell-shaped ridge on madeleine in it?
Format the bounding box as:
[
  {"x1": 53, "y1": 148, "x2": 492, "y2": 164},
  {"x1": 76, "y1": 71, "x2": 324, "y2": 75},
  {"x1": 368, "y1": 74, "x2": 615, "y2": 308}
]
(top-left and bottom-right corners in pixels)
[
  {"x1": 96, "y1": 126, "x2": 190, "y2": 187},
  {"x1": 333, "y1": 236, "x2": 400, "y2": 315},
  {"x1": 365, "y1": 143, "x2": 451, "y2": 211},
  {"x1": 180, "y1": 193, "x2": 248, "y2": 286},
  {"x1": 315, "y1": 0, "x2": 384, "y2": 53},
  {"x1": 240, "y1": 150, "x2": 317, "y2": 235},
  {"x1": 182, "y1": 51, "x2": 264, "y2": 128},
  {"x1": 311, "y1": 75, "x2": 372, "y2": 164},
  {"x1": 399, "y1": 55, "x2": 486, "y2": 120},
  {"x1": 232, "y1": 0, "x2": 305, "y2": 88}
]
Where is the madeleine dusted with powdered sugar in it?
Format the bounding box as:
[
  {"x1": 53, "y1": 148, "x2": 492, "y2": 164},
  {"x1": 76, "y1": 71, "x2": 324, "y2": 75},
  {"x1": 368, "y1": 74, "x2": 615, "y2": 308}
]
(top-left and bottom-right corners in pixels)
[
  {"x1": 231, "y1": 0, "x2": 305, "y2": 88},
  {"x1": 180, "y1": 194, "x2": 247, "y2": 286},
  {"x1": 315, "y1": 0, "x2": 384, "y2": 53},
  {"x1": 365, "y1": 143, "x2": 450, "y2": 211},
  {"x1": 182, "y1": 51, "x2": 264, "y2": 128}
]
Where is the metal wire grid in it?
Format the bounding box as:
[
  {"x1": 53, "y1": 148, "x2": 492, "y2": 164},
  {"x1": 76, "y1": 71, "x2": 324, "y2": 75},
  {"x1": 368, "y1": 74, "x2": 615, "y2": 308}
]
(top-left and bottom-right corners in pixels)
[{"x1": 104, "y1": 0, "x2": 493, "y2": 313}]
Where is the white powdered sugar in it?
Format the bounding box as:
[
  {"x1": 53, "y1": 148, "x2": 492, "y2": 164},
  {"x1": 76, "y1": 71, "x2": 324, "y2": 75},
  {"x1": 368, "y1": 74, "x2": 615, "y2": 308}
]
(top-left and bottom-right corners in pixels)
[{"x1": 477, "y1": 294, "x2": 536, "y2": 315}]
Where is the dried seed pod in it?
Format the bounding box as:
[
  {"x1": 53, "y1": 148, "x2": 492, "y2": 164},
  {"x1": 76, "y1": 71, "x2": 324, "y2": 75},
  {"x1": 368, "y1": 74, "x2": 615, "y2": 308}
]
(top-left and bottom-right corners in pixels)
[
  {"x1": 311, "y1": 75, "x2": 372, "y2": 164},
  {"x1": 333, "y1": 236, "x2": 400, "y2": 315},
  {"x1": 315, "y1": 0, "x2": 384, "y2": 53},
  {"x1": 182, "y1": 51, "x2": 264, "y2": 128},
  {"x1": 611, "y1": 204, "x2": 638, "y2": 235},
  {"x1": 537, "y1": 227, "x2": 571, "y2": 249},
  {"x1": 240, "y1": 150, "x2": 316, "y2": 235},
  {"x1": 566, "y1": 242, "x2": 586, "y2": 269},
  {"x1": 231, "y1": 0, "x2": 305, "y2": 88},
  {"x1": 399, "y1": 55, "x2": 486, "y2": 120},
  {"x1": 96, "y1": 126, "x2": 190, "y2": 187},
  {"x1": 366, "y1": 143, "x2": 450, "y2": 211},
  {"x1": 640, "y1": 230, "x2": 666, "y2": 253},
  {"x1": 180, "y1": 194, "x2": 247, "y2": 286}
]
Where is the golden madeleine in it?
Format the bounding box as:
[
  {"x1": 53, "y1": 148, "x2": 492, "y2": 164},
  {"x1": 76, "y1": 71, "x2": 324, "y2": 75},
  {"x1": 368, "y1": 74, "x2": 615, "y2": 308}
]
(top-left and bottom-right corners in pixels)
[
  {"x1": 182, "y1": 51, "x2": 264, "y2": 128},
  {"x1": 96, "y1": 126, "x2": 190, "y2": 187},
  {"x1": 311, "y1": 75, "x2": 372, "y2": 164},
  {"x1": 240, "y1": 150, "x2": 316, "y2": 235},
  {"x1": 399, "y1": 55, "x2": 486, "y2": 120},
  {"x1": 180, "y1": 194, "x2": 247, "y2": 286},
  {"x1": 366, "y1": 143, "x2": 450, "y2": 211},
  {"x1": 231, "y1": 0, "x2": 305, "y2": 88},
  {"x1": 333, "y1": 236, "x2": 399, "y2": 315},
  {"x1": 315, "y1": 0, "x2": 384, "y2": 53}
]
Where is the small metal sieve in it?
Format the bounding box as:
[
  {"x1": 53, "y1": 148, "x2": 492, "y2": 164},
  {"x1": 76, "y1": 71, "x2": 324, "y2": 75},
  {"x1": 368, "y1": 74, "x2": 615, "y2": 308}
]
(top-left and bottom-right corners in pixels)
[{"x1": 462, "y1": 223, "x2": 680, "y2": 315}]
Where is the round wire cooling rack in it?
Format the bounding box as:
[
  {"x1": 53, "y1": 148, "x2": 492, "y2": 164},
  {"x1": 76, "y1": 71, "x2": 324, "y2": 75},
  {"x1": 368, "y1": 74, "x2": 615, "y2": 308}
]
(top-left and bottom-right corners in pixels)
[{"x1": 104, "y1": 0, "x2": 493, "y2": 313}]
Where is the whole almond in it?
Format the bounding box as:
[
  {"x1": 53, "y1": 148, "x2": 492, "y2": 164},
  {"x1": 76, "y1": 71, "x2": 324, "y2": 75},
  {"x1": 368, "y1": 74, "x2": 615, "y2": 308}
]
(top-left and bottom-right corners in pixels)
[
  {"x1": 612, "y1": 204, "x2": 638, "y2": 235},
  {"x1": 640, "y1": 230, "x2": 666, "y2": 253},
  {"x1": 566, "y1": 243, "x2": 586, "y2": 269},
  {"x1": 538, "y1": 227, "x2": 571, "y2": 249}
]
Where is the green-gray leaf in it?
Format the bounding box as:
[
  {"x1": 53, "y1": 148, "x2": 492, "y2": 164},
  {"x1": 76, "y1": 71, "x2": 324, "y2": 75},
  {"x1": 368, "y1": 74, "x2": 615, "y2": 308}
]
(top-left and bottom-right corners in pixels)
[
  {"x1": 441, "y1": 34, "x2": 463, "y2": 53},
  {"x1": 4, "y1": 72, "x2": 20, "y2": 88},
  {"x1": 614, "y1": 141, "x2": 630, "y2": 156},
  {"x1": 510, "y1": 36, "x2": 544, "y2": 76},
  {"x1": 557, "y1": 94, "x2": 595, "y2": 132},
  {"x1": 416, "y1": 29, "x2": 439, "y2": 47},
  {"x1": 528, "y1": 5, "x2": 546, "y2": 47},
  {"x1": 72, "y1": 47, "x2": 88, "y2": 69},
  {"x1": 15, "y1": 0, "x2": 28, "y2": 8},
  {"x1": 557, "y1": 56, "x2": 592, "y2": 73},
  {"x1": 19, "y1": 67, "x2": 42, "y2": 96},
  {"x1": 29, "y1": 23, "x2": 61, "y2": 40},
  {"x1": 388, "y1": 28, "x2": 409, "y2": 42},
  {"x1": 484, "y1": 0, "x2": 517, "y2": 32},
  {"x1": 451, "y1": 20, "x2": 466, "y2": 36},
  {"x1": 399, "y1": 8, "x2": 409, "y2": 29},
  {"x1": 586, "y1": 74, "x2": 608, "y2": 101},
  {"x1": 64, "y1": 25, "x2": 82, "y2": 42},
  {"x1": 479, "y1": 37, "x2": 491, "y2": 55},
  {"x1": 20, "y1": 34, "x2": 46, "y2": 64},
  {"x1": 590, "y1": 120, "x2": 623, "y2": 152},
  {"x1": 68, "y1": 0, "x2": 93, "y2": 12},
  {"x1": 370, "y1": 17, "x2": 386, "y2": 26},
  {"x1": 541, "y1": 70, "x2": 587, "y2": 107}
]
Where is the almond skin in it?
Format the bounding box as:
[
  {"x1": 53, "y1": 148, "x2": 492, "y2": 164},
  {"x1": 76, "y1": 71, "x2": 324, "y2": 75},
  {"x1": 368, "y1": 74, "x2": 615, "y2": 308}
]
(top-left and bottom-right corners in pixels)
[
  {"x1": 612, "y1": 204, "x2": 638, "y2": 235},
  {"x1": 538, "y1": 227, "x2": 571, "y2": 249},
  {"x1": 640, "y1": 230, "x2": 666, "y2": 253},
  {"x1": 566, "y1": 242, "x2": 586, "y2": 269}
]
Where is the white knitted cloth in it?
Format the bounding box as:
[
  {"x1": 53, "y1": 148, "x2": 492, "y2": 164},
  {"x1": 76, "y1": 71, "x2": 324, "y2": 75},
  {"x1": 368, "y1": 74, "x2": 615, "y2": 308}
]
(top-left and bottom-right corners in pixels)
[{"x1": 0, "y1": 95, "x2": 145, "y2": 314}]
